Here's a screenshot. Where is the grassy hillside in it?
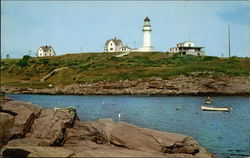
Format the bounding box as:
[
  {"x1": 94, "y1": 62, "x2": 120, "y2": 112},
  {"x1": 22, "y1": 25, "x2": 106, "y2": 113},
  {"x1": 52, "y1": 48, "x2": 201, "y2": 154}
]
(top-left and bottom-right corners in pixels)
[{"x1": 1, "y1": 52, "x2": 249, "y2": 89}]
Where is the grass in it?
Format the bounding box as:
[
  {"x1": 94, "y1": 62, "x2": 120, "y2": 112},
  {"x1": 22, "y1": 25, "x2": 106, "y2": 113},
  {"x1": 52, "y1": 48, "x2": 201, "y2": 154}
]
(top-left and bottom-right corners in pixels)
[{"x1": 1, "y1": 52, "x2": 249, "y2": 89}]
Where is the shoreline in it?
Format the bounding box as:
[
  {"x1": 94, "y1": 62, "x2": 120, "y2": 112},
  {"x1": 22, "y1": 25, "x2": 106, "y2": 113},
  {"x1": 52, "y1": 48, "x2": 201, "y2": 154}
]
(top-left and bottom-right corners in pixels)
[
  {"x1": 2, "y1": 76, "x2": 249, "y2": 96},
  {"x1": 4, "y1": 91, "x2": 250, "y2": 96}
]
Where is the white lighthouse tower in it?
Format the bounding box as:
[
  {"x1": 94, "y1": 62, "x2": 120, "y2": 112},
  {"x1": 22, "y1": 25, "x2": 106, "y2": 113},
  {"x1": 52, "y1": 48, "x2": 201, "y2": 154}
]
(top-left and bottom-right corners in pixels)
[{"x1": 139, "y1": 16, "x2": 154, "y2": 52}]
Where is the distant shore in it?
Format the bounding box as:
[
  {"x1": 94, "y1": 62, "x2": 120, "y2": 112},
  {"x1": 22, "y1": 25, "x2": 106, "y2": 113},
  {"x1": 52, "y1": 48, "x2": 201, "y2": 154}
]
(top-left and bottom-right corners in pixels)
[{"x1": 2, "y1": 76, "x2": 249, "y2": 96}]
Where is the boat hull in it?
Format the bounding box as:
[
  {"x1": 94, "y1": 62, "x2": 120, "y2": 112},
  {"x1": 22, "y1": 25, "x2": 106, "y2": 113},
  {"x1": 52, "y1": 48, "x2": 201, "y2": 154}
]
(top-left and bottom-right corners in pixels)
[{"x1": 201, "y1": 106, "x2": 230, "y2": 112}]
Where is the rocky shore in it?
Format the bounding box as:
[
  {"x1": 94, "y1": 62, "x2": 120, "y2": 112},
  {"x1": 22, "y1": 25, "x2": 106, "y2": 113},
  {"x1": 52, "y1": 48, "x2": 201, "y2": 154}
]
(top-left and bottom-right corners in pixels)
[
  {"x1": 0, "y1": 92, "x2": 215, "y2": 158},
  {"x1": 2, "y1": 76, "x2": 250, "y2": 95}
]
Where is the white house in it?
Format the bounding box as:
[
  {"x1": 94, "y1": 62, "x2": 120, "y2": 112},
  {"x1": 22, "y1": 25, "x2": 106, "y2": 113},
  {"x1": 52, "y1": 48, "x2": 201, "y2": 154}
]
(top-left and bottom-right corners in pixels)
[
  {"x1": 37, "y1": 45, "x2": 56, "y2": 57},
  {"x1": 104, "y1": 37, "x2": 123, "y2": 52},
  {"x1": 169, "y1": 41, "x2": 205, "y2": 56},
  {"x1": 138, "y1": 16, "x2": 154, "y2": 52}
]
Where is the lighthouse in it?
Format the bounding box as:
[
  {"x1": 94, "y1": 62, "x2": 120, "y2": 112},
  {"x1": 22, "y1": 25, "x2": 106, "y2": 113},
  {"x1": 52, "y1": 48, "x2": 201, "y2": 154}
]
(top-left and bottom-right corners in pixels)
[{"x1": 139, "y1": 16, "x2": 154, "y2": 52}]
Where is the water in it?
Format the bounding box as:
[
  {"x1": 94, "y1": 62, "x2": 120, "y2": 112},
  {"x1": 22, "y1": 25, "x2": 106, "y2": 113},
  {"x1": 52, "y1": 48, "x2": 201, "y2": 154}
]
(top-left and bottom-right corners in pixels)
[{"x1": 7, "y1": 94, "x2": 250, "y2": 158}]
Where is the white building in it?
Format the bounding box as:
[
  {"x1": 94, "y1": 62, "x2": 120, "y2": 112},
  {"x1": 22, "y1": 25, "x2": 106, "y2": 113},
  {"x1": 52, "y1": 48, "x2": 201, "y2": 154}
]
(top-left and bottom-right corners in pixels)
[
  {"x1": 138, "y1": 17, "x2": 154, "y2": 52},
  {"x1": 104, "y1": 37, "x2": 131, "y2": 52},
  {"x1": 120, "y1": 45, "x2": 131, "y2": 52},
  {"x1": 104, "y1": 37, "x2": 123, "y2": 52},
  {"x1": 169, "y1": 41, "x2": 205, "y2": 56},
  {"x1": 37, "y1": 45, "x2": 56, "y2": 57}
]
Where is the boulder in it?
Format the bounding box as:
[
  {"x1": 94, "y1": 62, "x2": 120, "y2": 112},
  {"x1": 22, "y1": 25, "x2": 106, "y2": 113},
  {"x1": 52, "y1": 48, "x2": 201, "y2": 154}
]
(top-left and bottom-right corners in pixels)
[
  {"x1": 65, "y1": 119, "x2": 214, "y2": 157},
  {"x1": 109, "y1": 121, "x2": 186, "y2": 152},
  {"x1": 1, "y1": 101, "x2": 42, "y2": 139},
  {"x1": 72, "y1": 148, "x2": 167, "y2": 157},
  {"x1": 96, "y1": 118, "x2": 115, "y2": 143},
  {"x1": 1, "y1": 145, "x2": 74, "y2": 157},
  {"x1": 26, "y1": 107, "x2": 77, "y2": 146},
  {"x1": 6, "y1": 138, "x2": 48, "y2": 147},
  {"x1": 0, "y1": 113, "x2": 15, "y2": 147},
  {"x1": 0, "y1": 91, "x2": 11, "y2": 104},
  {"x1": 65, "y1": 120, "x2": 100, "y2": 144}
]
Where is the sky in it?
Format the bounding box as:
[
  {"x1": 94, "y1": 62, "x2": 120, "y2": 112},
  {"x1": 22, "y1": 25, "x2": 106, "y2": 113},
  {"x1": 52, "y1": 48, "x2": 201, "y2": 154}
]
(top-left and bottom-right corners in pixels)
[{"x1": 1, "y1": 1, "x2": 249, "y2": 58}]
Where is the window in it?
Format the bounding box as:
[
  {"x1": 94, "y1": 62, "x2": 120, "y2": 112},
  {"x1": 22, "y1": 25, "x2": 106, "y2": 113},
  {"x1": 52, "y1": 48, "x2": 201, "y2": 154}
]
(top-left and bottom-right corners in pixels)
[
  {"x1": 110, "y1": 43, "x2": 113, "y2": 46},
  {"x1": 40, "y1": 54, "x2": 42, "y2": 56},
  {"x1": 110, "y1": 48, "x2": 113, "y2": 51},
  {"x1": 188, "y1": 44, "x2": 191, "y2": 47}
]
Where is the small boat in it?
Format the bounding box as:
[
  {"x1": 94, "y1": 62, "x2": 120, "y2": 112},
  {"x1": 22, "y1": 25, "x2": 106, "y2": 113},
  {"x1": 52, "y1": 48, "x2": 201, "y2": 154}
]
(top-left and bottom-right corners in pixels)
[{"x1": 201, "y1": 105, "x2": 230, "y2": 112}]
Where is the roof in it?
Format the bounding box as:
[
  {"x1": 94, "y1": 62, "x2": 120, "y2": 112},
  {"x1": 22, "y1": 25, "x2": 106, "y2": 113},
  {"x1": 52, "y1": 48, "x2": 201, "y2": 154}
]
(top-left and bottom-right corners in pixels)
[
  {"x1": 121, "y1": 45, "x2": 130, "y2": 49},
  {"x1": 176, "y1": 41, "x2": 193, "y2": 45},
  {"x1": 39, "y1": 45, "x2": 53, "y2": 52},
  {"x1": 144, "y1": 16, "x2": 150, "y2": 22},
  {"x1": 178, "y1": 46, "x2": 204, "y2": 49},
  {"x1": 105, "y1": 37, "x2": 123, "y2": 46},
  {"x1": 170, "y1": 46, "x2": 204, "y2": 49}
]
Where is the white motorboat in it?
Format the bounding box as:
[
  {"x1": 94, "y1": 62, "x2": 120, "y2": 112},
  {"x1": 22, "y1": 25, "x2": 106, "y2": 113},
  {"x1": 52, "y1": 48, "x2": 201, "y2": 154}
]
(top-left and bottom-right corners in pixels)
[{"x1": 201, "y1": 105, "x2": 231, "y2": 112}]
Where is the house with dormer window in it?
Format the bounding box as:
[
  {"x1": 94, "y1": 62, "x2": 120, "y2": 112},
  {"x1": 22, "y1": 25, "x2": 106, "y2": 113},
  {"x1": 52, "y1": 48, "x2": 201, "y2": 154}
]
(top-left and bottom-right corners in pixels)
[
  {"x1": 37, "y1": 45, "x2": 56, "y2": 57},
  {"x1": 104, "y1": 37, "x2": 123, "y2": 52}
]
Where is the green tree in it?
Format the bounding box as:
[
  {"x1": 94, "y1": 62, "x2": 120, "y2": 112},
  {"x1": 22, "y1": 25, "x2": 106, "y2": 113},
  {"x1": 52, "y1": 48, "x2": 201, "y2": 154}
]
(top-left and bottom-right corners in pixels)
[{"x1": 6, "y1": 54, "x2": 10, "y2": 59}]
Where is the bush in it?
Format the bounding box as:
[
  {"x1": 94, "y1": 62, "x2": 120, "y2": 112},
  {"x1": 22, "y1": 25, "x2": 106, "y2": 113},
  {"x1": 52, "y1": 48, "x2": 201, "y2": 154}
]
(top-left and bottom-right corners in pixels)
[
  {"x1": 0, "y1": 60, "x2": 5, "y2": 66},
  {"x1": 16, "y1": 59, "x2": 28, "y2": 67},
  {"x1": 39, "y1": 59, "x2": 49, "y2": 64},
  {"x1": 16, "y1": 55, "x2": 32, "y2": 67},
  {"x1": 202, "y1": 56, "x2": 219, "y2": 61},
  {"x1": 23, "y1": 55, "x2": 32, "y2": 60}
]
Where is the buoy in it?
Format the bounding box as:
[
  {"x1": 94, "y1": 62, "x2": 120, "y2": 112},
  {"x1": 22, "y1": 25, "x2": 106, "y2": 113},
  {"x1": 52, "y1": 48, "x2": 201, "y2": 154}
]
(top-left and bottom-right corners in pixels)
[
  {"x1": 176, "y1": 106, "x2": 180, "y2": 110},
  {"x1": 118, "y1": 113, "x2": 121, "y2": 121}
]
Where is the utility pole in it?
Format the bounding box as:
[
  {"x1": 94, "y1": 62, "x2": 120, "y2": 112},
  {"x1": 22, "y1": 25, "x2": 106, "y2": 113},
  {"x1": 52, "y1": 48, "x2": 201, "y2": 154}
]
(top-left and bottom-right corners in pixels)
[{"x1": 228, "y1": 25, "x2": 231, "y2": 58}]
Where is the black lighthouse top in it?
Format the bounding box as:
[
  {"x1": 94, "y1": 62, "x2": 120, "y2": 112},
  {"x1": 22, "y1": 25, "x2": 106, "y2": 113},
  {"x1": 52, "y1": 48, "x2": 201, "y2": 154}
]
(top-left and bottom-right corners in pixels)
[{"x1": 144, "y1": 16, "x2": 150, "y2": 22}]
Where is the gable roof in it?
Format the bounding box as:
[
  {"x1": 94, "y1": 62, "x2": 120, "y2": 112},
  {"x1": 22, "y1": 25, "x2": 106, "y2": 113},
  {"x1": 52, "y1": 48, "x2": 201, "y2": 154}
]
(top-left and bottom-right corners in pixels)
[
  {"x1": 39, "y1": 45, "x2": 53, "y2": 52},
  {"x1": 105, "y1": 38, "x2": 123, "y2": 46}
]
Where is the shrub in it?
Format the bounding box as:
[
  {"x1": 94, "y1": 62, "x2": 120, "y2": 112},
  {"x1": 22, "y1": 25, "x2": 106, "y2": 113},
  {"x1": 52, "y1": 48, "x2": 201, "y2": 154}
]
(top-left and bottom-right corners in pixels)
[
  {"x1": 202, "y1": 56, "x2": 219, "y2": 61},
  {"x1": 39, "y1": 59, "x2": 49, "y2": 64},
  {"x1": 0, "y1": 60, "x2": 5, "y2": 66},
  {"x1": 23, "y1": 55, "x2": 32, "y2": 60},
  {"x1": 16, "y1": 55, "x2": 32, "y2": 67},
  {"x1": 16, "y1": 59, "x2": 28, "y2": 67}
]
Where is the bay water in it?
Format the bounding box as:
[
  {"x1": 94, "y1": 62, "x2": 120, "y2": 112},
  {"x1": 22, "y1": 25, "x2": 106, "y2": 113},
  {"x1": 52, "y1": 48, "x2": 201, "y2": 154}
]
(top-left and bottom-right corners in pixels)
[{"x1": 7, "y1": 94, "x2": 250, "y2": 158}]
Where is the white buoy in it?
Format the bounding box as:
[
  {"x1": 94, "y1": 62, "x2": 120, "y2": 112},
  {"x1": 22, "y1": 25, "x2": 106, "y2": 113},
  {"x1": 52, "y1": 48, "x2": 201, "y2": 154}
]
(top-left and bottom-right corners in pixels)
[{"x1": 118, "y1": 113, "x2": 121, "y2": 121}]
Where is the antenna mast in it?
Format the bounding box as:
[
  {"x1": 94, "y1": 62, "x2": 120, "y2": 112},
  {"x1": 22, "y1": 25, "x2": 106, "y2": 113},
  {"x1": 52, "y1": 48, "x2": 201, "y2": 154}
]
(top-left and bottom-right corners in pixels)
[{"x1": 228, "y1": 25, "x2": 231, "y2": 58}]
